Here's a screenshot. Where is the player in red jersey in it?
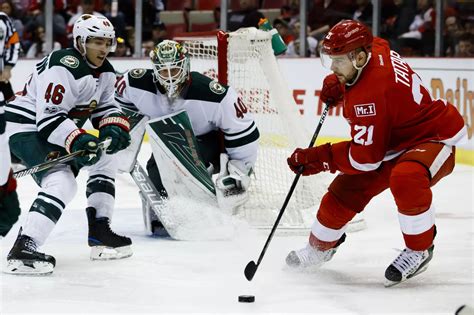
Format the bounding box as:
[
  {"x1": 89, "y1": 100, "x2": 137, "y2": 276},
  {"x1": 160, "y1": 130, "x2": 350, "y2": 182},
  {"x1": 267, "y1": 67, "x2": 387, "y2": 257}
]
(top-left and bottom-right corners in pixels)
[{"x1": 286, "y1": 20, "x2": 467, "y2": 287}]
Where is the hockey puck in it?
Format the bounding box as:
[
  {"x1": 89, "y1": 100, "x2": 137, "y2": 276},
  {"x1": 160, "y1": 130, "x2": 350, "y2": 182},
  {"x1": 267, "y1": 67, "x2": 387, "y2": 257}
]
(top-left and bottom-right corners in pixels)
[{"x1": 238, "y1": 295, "x2": 255, "y2": 303}]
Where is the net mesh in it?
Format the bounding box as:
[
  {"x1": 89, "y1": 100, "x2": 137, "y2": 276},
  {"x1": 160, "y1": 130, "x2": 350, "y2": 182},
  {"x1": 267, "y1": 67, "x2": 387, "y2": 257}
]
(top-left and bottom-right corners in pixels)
[{"x1": 176, "y1": 29, "x2": 329, "y2": 229}]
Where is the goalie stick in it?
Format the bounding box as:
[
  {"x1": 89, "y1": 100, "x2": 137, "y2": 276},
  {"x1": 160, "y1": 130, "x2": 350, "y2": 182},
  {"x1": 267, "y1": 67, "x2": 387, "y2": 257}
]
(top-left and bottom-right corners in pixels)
[
  {"x1": 244, "y1": 104, "x2": 330, "y2": 281},
  {"x1": 13, "y1": 138, "x2": 112, "y2": 178}
]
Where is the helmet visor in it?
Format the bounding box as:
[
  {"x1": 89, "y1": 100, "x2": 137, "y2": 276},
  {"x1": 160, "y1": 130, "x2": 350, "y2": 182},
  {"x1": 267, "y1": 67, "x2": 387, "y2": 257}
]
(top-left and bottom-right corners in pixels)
[
  {"x1": 85, "y1": 36, "x2": 117, "y2": 54},
  {"x1": 320, "y1": 50, "x2": 353, "y2": 73}
]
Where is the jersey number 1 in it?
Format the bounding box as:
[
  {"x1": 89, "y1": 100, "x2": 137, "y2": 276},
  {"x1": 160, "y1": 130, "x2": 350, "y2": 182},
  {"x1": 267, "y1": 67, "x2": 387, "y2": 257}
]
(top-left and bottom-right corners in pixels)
[{"x1": 44, "y1": 83, "x2": 65, "y2": 105}]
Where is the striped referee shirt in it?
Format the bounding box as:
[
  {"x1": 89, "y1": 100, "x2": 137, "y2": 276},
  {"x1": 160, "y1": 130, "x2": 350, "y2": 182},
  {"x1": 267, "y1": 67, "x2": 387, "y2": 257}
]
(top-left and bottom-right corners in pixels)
[{"x1": 0, "y1": 12, "x2": 20, "y2": 72}]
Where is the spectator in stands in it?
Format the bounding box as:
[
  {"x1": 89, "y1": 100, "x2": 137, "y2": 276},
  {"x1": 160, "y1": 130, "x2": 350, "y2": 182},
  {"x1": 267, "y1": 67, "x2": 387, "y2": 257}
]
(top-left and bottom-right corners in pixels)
[
  {"x1": 455, "y1": 33, "x2": 473, "y2": 57},
  {"x1": 67, "y1": 0, "x2": 104, "y2": 39},
  {"x1": 112, "y1": 36, "x2": 131, "y2": 57},
  {"x1": 308, "y1": 0, "x2": 354, "y2": 40},
  {"x1": 26, "y1": 25, "x2": 61, "y2": 58},
  {"x1": 352, "y1": 0, "x2": 373, "y2": 27},
  {"x1": 142, "y1": 40, "x2": 155, "y2": 57},
  {"x1": 398, "y1": 0, "x2": 435, "y2": 56},
  {"x1": 102, "y1": 0, "x2": 127, "y2": 41},
  {"x1": 228, "y1": 0, "x2": 265, "y2": 32},
  {"x1": 280, "y1": 1, "x2": 300, "y2": 27},
  {"x1": 24, "y1": 0, "x2": 68, "y2": 49},
  {"x1": 0, "y1": 0, "x2": 24, "y2": 40},
  {"x1": 151, "y1": 21, "x2": 167, "y2": 44},
  {"x1": 444, "y1": 16, "x2": 464, "y2": 56},
  {"x1": 273, "y1": 18, "x2": 294, "y2": 45},
  {"x1": 285, "y1": 21, "x2": 318, "y2": 57},
  {"x1": 382, "y1": 0, "x2": 417, "y2": 53}
]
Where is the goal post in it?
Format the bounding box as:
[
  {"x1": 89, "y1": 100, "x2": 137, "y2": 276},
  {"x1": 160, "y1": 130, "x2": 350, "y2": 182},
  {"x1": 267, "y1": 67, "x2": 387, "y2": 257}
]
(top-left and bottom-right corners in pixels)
[{"x1": 174, "y1": 28, "x2": 330, "y2": 230}]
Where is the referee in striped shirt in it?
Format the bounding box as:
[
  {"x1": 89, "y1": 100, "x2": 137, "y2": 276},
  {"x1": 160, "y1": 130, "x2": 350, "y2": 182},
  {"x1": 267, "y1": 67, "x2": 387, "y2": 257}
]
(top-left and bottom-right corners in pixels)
[{"x1": 0, "y1": 11, "x2": 20, "y2": 101}]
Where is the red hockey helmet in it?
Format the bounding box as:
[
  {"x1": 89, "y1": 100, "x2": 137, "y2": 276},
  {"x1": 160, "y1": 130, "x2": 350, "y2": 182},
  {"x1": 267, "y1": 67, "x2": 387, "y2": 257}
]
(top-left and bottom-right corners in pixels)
[{"x1": 321, "y1": 20, "x2": 373, "y2": 56}]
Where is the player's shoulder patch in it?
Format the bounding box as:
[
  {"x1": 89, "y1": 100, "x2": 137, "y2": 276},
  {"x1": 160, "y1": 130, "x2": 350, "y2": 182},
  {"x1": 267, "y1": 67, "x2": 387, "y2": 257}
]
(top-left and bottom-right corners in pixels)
[
  {"x1": 129, "y1": 68, "x2": 147, "y2": 79},
  {"x1": 48, "y1": 48, "x2": 90, "y2": 79},
  {"x1": 59, "y1": 55, "x2": 80, "y2": 68},
  {"x1": 209, "y1": 80, "x2": 226, "y2": 95},
  {"x1": 127, "y1": 68, "x2": 157, "y2": 94},
  {"x1": 184, "y1": 72, "x2": 228, "y2": 103}
]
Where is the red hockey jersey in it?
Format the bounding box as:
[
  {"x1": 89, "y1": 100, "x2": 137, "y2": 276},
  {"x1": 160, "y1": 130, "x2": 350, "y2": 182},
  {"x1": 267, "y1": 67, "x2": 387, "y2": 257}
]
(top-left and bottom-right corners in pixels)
[{"x1": 331, "y1": 37, "x2": 466, "y2": 174}]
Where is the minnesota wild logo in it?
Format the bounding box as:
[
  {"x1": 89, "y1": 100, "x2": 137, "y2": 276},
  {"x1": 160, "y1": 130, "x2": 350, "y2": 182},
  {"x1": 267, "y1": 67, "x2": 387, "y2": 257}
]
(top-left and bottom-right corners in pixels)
[
  {"x1": 209, "y1": 81, "x2": 226, "y2": 95},
  {"x1": 130, "y1": 68, "x2": 146, "y2": 79},
  {"x1": 60, "y1": 56, "x2": 79, "y2": 69}
]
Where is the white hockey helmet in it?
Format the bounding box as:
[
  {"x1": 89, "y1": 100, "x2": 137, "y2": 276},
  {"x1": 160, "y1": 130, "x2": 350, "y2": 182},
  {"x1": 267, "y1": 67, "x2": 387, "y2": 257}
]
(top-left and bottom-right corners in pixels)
[
  {"x1": 73, "y1": 14, "x2": 117, "y2": 55},
  {"x1": 149, "y1": 40, "x2": 190, "y2": 98}
]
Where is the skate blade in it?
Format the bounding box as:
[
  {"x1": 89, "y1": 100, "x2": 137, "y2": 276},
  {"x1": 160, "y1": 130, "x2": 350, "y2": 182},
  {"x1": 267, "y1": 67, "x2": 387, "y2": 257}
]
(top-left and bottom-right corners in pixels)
[
  {"x1": 384, "y1": 265, "x2": 429, "y2": 287},
  {"x1": 90, "y1": 245, "x2": 133, "y2": 261},
  {"x1": 3, "y1": 260, "x2": 54, "y2": 275}
]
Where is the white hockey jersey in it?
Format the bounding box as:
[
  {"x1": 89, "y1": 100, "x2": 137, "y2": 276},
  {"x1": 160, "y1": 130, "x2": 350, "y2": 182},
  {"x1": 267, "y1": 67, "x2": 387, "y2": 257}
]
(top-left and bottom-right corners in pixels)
[
  {"x1": 115, "y1": 69, "x2": 259, "y2": 166},
  {"x1": 5, "y1": 48, "x2": 122, "y2": 148}
]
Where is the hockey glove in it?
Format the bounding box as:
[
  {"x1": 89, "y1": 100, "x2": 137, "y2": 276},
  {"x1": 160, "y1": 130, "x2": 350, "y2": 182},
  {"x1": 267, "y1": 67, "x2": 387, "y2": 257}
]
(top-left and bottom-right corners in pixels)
[
  {"x1": 287, "y1": 143, "x2": 337, "y2": 176},
  {"x1": 98, "y1": 114, "x2": 131, "y2": 154},
  {"x1": 66, "y1": 129, "x2": 102, "y2": 166},
  {"x1": 320, "y1": 74, "x2": 344, "y2": 106},
  {"x1": 0, "y1": 170, "x2": 20, "y2": 237},
  {"x1": 216, "y1": 153, "x2": 252, "y2": 212}
]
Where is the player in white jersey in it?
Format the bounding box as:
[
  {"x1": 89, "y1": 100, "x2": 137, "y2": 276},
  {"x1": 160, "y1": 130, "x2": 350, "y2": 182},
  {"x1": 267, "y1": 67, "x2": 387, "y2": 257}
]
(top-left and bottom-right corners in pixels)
[
  {"x1": 0, "y1": 91, "x2": 20, "y2": 237},
  {"x1": 3, "y1": 15, "x2": 132, "y2": 275},
  {"x1": 115, "y1": 40, "x2": 259, "y2": 235}
]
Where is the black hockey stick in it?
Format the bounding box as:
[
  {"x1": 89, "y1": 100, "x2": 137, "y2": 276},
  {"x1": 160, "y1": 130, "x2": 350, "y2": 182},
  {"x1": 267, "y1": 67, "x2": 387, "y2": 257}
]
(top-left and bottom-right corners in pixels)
[
  {"x1": 13, "y1": 138, "x2": 112, "y2": 178},
  {"x1": 244, "y1": 104, "x2": 330, "y2": 281}
]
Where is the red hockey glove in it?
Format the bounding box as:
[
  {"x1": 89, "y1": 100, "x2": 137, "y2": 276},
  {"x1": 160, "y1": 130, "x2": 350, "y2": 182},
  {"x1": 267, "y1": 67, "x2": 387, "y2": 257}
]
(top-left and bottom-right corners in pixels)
[
  {"x1": 287, "y1": 143, "x2": 337, "y2": 176},
  {"x1": 0, "y1": 169, "x2": 17, "y2": 199},
  {"x1": 320, "y1": 74, "x2": 344, "y2": 106}
]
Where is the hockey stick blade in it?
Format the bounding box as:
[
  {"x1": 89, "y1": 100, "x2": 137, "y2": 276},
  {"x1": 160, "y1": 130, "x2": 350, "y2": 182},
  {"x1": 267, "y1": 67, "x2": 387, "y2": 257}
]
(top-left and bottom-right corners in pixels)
[
  {"x1": 244, "y1": 261, "x2": 257, "y2": 281},
  {"x1": 243, "y1": 105, "x2": 330, "y2": 281},
  {"x1": 13, "y1": 138, "x2": 112, "y2": 178}
]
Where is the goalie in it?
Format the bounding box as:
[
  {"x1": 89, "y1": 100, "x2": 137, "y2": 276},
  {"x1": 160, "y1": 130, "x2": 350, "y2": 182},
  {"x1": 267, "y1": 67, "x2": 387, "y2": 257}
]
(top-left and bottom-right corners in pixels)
[{"x1": 114, "y1": 40, "x2": 260, "y2": 235}]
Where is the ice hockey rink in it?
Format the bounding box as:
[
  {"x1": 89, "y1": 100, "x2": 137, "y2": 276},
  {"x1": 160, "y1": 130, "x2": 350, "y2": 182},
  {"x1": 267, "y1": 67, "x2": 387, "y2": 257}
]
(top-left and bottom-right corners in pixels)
[{"x1": 1, "y1": 143, "x2": 472, "y2": 315}]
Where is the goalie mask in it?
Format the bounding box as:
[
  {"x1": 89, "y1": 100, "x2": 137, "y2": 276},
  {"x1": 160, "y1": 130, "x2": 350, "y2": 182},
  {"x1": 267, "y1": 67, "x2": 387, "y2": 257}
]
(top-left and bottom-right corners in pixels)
[{"x1": 150, "y1": 40, "x2": 190, "y2": 98}]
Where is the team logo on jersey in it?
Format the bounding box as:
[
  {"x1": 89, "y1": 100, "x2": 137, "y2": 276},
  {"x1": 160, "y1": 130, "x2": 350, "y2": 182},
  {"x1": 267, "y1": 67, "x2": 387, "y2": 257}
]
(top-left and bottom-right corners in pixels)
[
  {"x1": 44, "y1": 105, "x2": 61, "y2": 114},
  {"x1": 130, "y1": 68, "x2": 146, "y2": 79},
  {"x1": 354, "y1": 103, "x2": 376, "y2": 117},
  {"x1": 60, "y1": 56, "x2": 79, "y2": 69},
  {"x1": 89, "y1": 100, "x2": 97, "y2": 111},
  {"x1": 209, "y1": 81, "x2": 226, "y2": 95}
]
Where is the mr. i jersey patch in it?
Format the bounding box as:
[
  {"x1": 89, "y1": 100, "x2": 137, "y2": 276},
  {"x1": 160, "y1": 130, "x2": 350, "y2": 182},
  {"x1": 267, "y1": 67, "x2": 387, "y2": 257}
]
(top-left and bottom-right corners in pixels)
[
  {"x1": 59, "y1": 55, "x2": 80, "y2": 69},
  {"x1": 209, "y1": 80, "x2": 226, "y2": 95},
  {"x1": 354, "y1": 103, "x2": 376, "y2": 117}
]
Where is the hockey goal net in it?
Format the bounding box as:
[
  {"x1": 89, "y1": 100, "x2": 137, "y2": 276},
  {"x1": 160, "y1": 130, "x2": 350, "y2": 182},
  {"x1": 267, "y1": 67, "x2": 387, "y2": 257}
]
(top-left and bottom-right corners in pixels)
[{"x1": 174, "y1": 28, "x2": 330, "y2": 230}]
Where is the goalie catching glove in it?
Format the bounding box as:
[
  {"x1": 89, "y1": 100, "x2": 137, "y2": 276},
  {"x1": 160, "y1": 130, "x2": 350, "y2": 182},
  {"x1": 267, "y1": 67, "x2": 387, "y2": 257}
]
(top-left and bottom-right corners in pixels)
[
  {"x1": 215, "y1": 153, "x2": 252, "y2": 211},
  {"x1": 98, "y1": 113, "x2": 131, "y2": 154}
]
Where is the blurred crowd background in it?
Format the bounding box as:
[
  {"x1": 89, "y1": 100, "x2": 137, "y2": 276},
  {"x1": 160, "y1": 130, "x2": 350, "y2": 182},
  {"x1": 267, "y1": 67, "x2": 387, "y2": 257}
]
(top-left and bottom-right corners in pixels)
[{"x1": 1, "y1": 0, "x2": 473, "y2": 59}]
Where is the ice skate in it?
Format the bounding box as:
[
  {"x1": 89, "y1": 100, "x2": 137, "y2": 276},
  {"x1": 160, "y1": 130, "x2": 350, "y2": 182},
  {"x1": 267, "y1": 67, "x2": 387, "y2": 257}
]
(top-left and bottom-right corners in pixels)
[
  {"x1": 86, "y1": 207, "x2": 133, "y2": 260},
  {"x1": 286, "y1": 244, "x2": 338, "y2": 269},
  {"x1": 4, "y1": 231, "x2": 56, "y2": 275},
  {"x1": 384, "y1": 245, "x2": 434, "y2": 287}
]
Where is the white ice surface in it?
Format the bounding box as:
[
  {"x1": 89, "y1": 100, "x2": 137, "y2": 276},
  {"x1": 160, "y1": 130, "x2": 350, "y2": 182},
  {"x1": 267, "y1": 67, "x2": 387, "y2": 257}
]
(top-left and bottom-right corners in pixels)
[{"x1": 1, "y1": 143, "x2": 473, "y2": 314}]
